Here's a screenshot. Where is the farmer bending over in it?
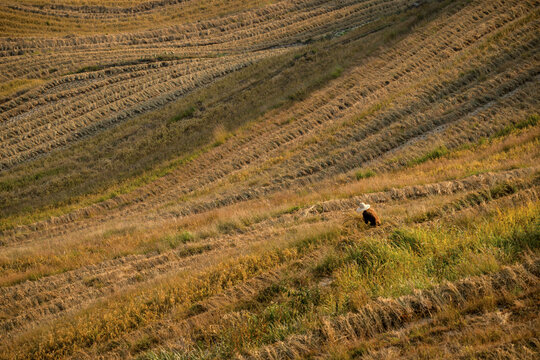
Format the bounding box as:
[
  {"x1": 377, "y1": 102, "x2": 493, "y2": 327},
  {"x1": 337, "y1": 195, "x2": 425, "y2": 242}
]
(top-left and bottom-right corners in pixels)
[{"x1": 356, "y1": 202, "x2": 381, "y2": 227}]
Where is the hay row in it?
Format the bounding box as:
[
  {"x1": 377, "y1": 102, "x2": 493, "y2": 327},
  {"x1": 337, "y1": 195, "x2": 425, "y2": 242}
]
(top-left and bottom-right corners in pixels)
[
  {"x1": 1, "y1": 0, "x2": 534, "y2": 242},
  {"x1": 0, "y1": 51, "x2": 283, "y2": 169},
  {"x1": 2, "y1": 169, "x2": 535, "y2": 343},
  {"x1": 0, "y1": 0, "x2": 411, "y2": 51},
  {"x1": 240, "y1": 258, "x2": 540, "y2": 359}
]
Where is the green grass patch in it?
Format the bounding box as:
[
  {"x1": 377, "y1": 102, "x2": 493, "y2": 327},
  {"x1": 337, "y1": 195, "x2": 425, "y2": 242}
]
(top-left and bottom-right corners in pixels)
[
  {"x1": 408, "y1": 145, "x2": 449, "y2": 166},
  {"x1": 341, "y1": 203, "x2": 539, "y2": 298},
  {"x1": 389, "y1": 229, "x2": 424, "y2": 254},
  {"x1": 74, "y1": 64, "x2": 106, "y2": 73},
  {"x1": 492, "y1": 114, "x2": 539, "y2": 138},
  {"x1": 0, "y1": 166, "x2": 65, "y2": 192},
  {"x1": 162, "y1": 231, "x2": 195, "y2": 249},
  {"x1": 355, "y1": 169, "x2": 376, "y2": 180},
  {"x1": 330, "y1": 65, "x2": 343, "y2": 79},
  {"x1": 168, "y1": 106, "x2": 196, "y2": 124},
  {"x1": 281, "y1": 205, "x2": 300, "y2": 214}
]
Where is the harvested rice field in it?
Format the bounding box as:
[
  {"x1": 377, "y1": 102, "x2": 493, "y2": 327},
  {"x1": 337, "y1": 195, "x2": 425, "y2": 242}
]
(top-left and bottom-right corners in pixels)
[{"x1": 0, "y1": 0, "x2": 539, "y2": 359}]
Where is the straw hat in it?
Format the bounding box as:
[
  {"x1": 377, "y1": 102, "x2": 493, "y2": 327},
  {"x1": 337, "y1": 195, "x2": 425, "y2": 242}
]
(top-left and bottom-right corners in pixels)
[{"x1": 356, "y1": 203, "x2": 370, "y2": 212}]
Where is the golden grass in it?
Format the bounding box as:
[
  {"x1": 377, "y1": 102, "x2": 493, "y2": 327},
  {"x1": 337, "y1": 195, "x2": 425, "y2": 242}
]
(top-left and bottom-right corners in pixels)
[
  {"x1": 0, "y1": 0, "x2": 280, "y2": 36},
  {"x1": 2, "y1": 222, "x2": 342, "y2": 360},
  {"x1": 0, "y1": 0, "x2": 455, "y2": 221},
  {"x1": 1, "y1": 1, "x2": 539, "y2": 359},
  {"x1": 2, "y1": 168, "x2": 536, "y2": 358},
  {"x1": 333, "y1": 283, "x2": 539, "y2": 359},
  {"x1": 0, "y1": 78, "x2": 44, "y2": 98},
  {"x1": 146, "y1": 203, "x2": 540, "y2": 359},
  {"x1": 1, "y1": 125, "x2": 537, "y2": 287}
]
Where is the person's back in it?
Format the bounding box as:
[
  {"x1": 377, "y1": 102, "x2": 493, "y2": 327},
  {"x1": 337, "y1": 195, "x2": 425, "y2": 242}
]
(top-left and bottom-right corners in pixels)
[
  {"x1": 356, "y1": 202, "x2": 381, "y2": 227},
  {"x1": 362, "y1": 208, "x2": 381, "y2": 227}
]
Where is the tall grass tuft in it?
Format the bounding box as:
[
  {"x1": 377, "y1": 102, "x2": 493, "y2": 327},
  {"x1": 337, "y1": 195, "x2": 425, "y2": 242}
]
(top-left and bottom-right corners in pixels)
[{"x1": 408, "y1": 145, "x2": 449, "y2": 166}]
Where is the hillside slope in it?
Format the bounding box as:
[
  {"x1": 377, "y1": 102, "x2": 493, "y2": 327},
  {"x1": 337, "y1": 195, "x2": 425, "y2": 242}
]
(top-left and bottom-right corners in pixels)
[{"x1": 0, "y1": 0, "x2": 538, "y2": 359}]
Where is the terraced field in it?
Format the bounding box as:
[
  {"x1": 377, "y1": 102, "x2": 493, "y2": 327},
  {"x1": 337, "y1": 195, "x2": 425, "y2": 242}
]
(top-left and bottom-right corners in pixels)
[{"x1": 0, "y1": 0, "x2": 539, "y2": 359}]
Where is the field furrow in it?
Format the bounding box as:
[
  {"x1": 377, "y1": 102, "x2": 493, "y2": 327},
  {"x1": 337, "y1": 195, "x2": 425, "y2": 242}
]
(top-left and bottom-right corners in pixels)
[
  {"x1": 239, "y1": 258, "x2": 540, "y2": 359},
  {"x1": 1, "y1": 0, "x2": 535, "y2": 244},
  {"x1": 1, "y1": 167, "x2": 535, "y2": 338},
  {"x1": 1, "y1": 1, "x2": 539, "y2": 358}
]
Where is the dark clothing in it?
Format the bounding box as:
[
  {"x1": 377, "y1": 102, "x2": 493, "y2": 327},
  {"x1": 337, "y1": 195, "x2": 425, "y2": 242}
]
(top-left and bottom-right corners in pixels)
[{"x1": 363, "y1": 208, "x2": 381, "y2": 227}]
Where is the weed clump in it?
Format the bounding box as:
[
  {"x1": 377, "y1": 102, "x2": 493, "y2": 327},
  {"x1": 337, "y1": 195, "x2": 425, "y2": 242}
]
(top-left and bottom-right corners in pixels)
[
  {"x1": 390, "y1": 229, "x2": 424, "y2": 254},
  {"x1": 355, "y1": 169, "x2": 376, "y2": 180},
  {"x1": 168, "y1": 106, "x2": 195, "y2": 124},
  {"x1": 163, "y1": 231, "x2": 195, "y2": 249},
  {"x1": 313, "y1": 253, "x2": 342, "y2": 277},
  {"x1": 255, "y1": 283, "x2": 287, "y2": 303},
  {"x1": 489, "y1": 182, "x2": 517, "y2": 198},
  {"x1": 493, "y1": 113, "x2": 539, "y2": 138},
  {"x1": 216, "y1": 220, "x2": 244, "y2": 234},
  {"x1": 409, "y1": 145, "x2": 449, "y2": 166},
  {"x1": 330, "y1": 65, "x2": 343, "y2": 79},
  {"x1": 177, "y1": 244, "x2": 212, "y2": 257}
]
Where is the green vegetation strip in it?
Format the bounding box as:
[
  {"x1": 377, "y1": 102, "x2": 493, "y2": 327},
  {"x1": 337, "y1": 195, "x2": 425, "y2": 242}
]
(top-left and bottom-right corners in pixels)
[{"x1": 144, "y1": 202, "x2": 539, "y2": 359}]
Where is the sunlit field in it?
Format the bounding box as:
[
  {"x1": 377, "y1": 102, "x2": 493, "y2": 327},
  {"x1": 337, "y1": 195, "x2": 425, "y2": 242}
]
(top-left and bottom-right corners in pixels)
[{"x1": 1, "y1": 0, "x2": 538, "y2": 359}]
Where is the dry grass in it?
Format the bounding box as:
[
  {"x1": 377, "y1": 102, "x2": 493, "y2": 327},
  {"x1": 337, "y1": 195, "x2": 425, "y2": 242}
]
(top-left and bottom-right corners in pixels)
[
  {"x1": 2, "y1": 222, "x2": 342, "y2": 360},
  {"x1": 1, "y1": 0, "x2": 539, "y2": 359},
  {"x1": 0, "y1": 1, "x2": 437, "y2": 228},
  {"x1": 0, "y1": 0, "x2": 280, "y2": 37},
  {"x1": 4, "y1": 180, "x2": 535, "y2": 359},
  {"x1": 1, "y1": 122, "x2": 537, "y2": 288},
  {"x1": 237, "y1": 256, "x2": 539, "y2": 360},
  {"x1": 0, "y1": 78, "x2": 44, "y2": 98},
  {"x1": 327, "y1": 278, "x2": 539, "y2": 359}
]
